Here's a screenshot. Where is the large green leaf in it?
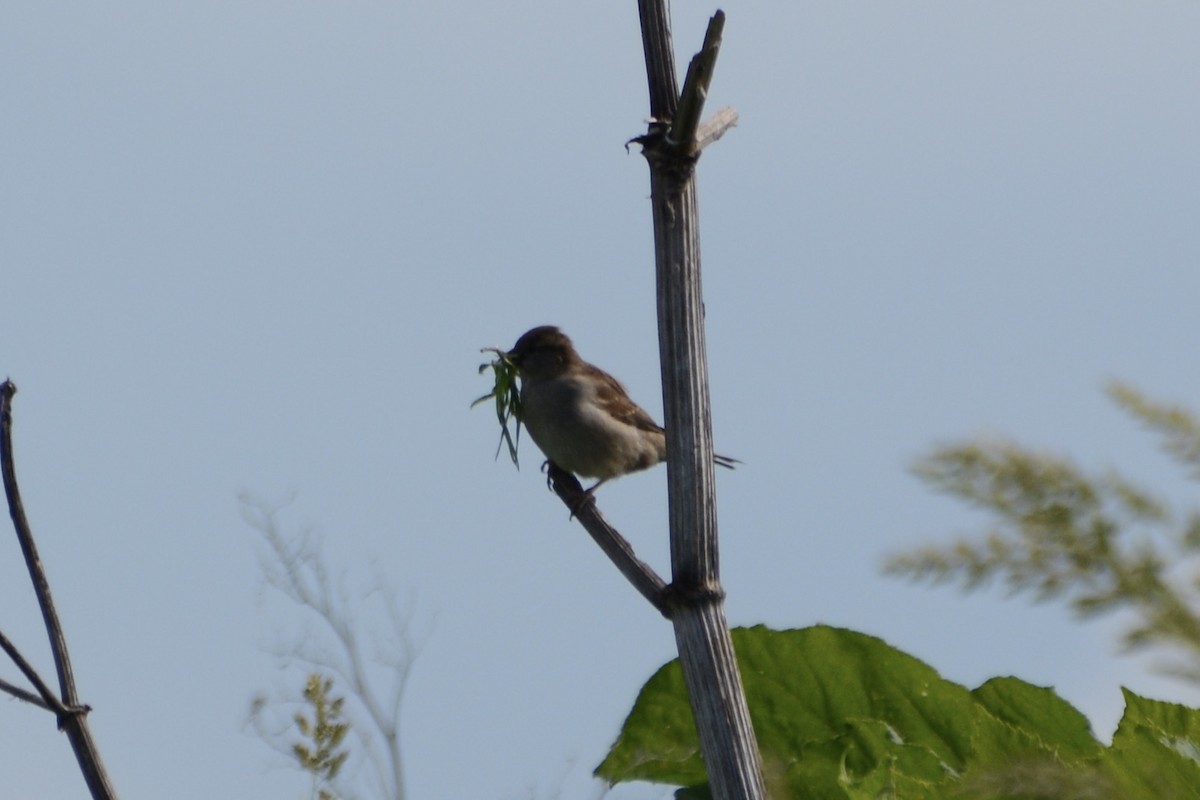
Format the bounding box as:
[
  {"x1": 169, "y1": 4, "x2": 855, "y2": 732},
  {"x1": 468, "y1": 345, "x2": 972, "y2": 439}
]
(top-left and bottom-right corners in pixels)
[
  {"x1": 1100, "y1": 689, "x2": 1200, "y2": 798},
  {"x1": 597, "y1": 625, "x2": 1192, "y2": 799},
  {"x1": 970, "y1": 676, "x2": 1100, "y2": 762}
]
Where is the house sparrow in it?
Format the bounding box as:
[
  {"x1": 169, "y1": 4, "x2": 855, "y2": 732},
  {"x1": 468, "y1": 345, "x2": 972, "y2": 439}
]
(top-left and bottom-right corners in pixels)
[{"x1": 505, "y1": 325, "x2": 736, "y2": 499}]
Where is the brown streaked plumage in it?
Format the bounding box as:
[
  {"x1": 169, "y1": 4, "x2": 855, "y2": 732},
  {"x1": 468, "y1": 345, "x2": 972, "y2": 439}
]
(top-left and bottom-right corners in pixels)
[{"x1": 505, "y1": 325, "x2": 736, "y2": 499}]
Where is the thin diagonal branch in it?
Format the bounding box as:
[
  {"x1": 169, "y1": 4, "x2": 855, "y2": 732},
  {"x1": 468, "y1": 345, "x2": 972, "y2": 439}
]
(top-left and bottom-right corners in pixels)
[
  {"x1": 695, "y1": 107, "x2": 739, "y2": 152},
  {"x1": 0, "y1": 626, "x2": 72, "y2": 715},
  {"x1": 1, "y1": 380, "x2": 118, "y2": 799},
  {"x1": 2, "y1": 381, "x2": 79, "y2": 705},
  {"x1": 545, "y1": 464, "x2": 670, "y2": 616},
  {"x1": 0, "y1": 674, "x2": 54, "y2": 710},
  {"x1": 667, "y1": 11, "x2": 725, "y2": 151}
]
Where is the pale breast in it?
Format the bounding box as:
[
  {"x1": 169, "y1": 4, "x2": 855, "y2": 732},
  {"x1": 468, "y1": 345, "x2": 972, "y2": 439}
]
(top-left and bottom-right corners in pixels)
[{"x1": 521, "y1": 374, "x2": 665, "y2": 479}]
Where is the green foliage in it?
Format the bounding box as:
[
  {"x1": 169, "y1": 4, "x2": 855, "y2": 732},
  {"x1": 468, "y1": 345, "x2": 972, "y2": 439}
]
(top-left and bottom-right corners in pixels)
[
  {"x1": 886, "y1": 382, "x2": 1200, "y2": 680},
  {"x1": 292, "y1": 674, "x2": 351, "y2": 800},
  {"x1": 245, "y1": 497, "x2": 418, "y2": 800},
  {"x1": 1104, "y1": 690, "x2": 1200, "y2": 798},
  {"x1": 1108, "y1": 381, "x2": 1200, "y2": 476},
  {"x1": 598, "y1": 626, "x2": 1200, "y2": 799},
  {"x1": 472, "y1": 348, "x2": 523, "y2": 467}
]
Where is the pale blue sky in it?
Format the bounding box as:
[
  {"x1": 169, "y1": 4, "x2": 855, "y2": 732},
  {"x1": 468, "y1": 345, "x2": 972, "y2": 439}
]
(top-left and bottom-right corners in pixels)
[{"x1": 3, "y1": 2, "x2": 1200, "y2": 798}]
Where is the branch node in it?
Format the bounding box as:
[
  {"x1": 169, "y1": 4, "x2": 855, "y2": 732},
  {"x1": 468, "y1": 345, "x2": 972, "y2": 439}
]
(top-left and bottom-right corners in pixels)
[
  {"x1": 662, "y1": 580, "x2": 726, "y2": 615},
  {"x1": 57, "y1": 703, "x2": 93, "y2": 731}
]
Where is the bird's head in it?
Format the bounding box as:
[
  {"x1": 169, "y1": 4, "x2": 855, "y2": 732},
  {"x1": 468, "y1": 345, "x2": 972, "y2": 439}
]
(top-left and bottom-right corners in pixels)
[{"x1": 506, "y1": 325, "x2": 579, "y2": 382}]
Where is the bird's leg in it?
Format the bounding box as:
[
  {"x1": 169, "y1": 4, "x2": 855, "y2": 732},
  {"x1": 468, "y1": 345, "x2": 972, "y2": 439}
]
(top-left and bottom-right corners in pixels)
[
  {"x1": 582, "y1": 478, "x2": 610, "y2": 497},
  {"x1": 541, "y1": 461, "x2": 608, "y2": 519}
]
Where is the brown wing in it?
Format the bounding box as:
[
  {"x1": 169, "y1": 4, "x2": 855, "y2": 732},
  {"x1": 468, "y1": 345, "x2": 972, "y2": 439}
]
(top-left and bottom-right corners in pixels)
[{"x1": 586, "y1": 363, "x2": 665, "y2": 434}]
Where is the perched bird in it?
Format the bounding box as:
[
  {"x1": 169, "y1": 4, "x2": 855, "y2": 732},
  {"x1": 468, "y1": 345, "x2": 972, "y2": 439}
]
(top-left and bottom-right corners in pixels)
[{"x1": 505, "y1": 325, "x2": 736, "y2": 500}]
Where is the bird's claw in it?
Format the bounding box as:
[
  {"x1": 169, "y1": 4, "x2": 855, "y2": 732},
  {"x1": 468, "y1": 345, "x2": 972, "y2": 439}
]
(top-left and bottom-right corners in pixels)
[{"x1": 539, "y1": 460, "x2": 597, "y2": 519}]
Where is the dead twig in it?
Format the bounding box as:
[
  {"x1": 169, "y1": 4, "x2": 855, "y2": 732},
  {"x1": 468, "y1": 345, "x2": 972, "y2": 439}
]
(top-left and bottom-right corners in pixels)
[{"x1": 1, "y1": 380, "x2": 118, "y2": 799}]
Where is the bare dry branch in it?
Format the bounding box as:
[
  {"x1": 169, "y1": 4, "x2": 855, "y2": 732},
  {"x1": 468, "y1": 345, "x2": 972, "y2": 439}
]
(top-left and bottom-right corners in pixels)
[
  {"x1": 0, "y1": 627, "x2": 72, "y2": 715},
  {"x1": 544, "y1": 464, "x2": 670, "y2": 615},
  {"x1": 696, "y1": 107, "x2": 739, "y2": 152},
  {"x1": 635, "y1": 7, "x2": 765, "y2": 799},
  {"x1": 1, "y1": 380, "x2": 119, "y2": 800}
]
